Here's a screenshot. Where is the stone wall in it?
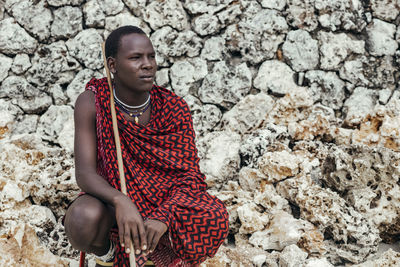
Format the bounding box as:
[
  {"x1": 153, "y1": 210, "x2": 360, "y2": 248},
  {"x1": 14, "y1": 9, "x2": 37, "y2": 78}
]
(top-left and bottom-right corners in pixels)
[{"x1": 1, "y1": 0, "x2": 400, "y2": 266}]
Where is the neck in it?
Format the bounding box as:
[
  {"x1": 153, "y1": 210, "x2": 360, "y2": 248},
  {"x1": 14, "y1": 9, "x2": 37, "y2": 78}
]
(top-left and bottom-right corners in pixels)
[{"x1": 113, "y1": 79, "x2": 150, "y2": 107}]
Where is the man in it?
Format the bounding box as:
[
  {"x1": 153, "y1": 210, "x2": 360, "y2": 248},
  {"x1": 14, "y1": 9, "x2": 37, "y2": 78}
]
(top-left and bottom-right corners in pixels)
[{"x1": 63, "y1": 25, "x2": 229, "y2": 267}]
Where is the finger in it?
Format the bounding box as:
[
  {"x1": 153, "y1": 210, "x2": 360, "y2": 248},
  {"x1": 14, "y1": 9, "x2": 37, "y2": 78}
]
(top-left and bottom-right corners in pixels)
[
  {"x1": 131, "y1": 224, "x2": 141, "y2": 255},
  {"x1": 124, "y1": 223, "x2": 132, "y2": 254},
  {"x1": 117, "y1": 220, "x2": 124, "y2": 248},
  {"x1": 150, "y1": 230, "x2": 161, "y2": 253},
  {"x1": 138, "y1": 221, "x2": 147, "y2": 252},
  {"x1": 146, "y1": 227, "x2": 155, "y2": 254}
]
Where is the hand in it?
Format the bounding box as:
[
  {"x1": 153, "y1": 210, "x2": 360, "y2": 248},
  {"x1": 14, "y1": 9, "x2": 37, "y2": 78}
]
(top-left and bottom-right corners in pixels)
[
  {"x1": 113, "y1": 194, "x2": 147, "y2": 255},
  {"x1": 144, "y1": 219, "x2": 168, "y2": 254}
]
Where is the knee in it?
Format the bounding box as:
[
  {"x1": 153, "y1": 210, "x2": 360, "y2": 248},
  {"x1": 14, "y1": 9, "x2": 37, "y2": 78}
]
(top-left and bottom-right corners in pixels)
[{"x1": 64, "y1": 202, "x2": 106, "y2": 250}]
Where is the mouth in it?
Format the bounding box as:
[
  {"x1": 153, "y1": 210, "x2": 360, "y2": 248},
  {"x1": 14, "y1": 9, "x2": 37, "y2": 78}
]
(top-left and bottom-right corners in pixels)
[{"x1": 139, "y1": 75, "x2": 154, "y2": 82}]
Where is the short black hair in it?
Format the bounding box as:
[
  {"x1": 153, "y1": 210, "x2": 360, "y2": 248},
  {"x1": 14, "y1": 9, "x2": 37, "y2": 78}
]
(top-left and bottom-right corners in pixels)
[{"x1": 105, "y1": 25, "x2": 146, "y2": 58}]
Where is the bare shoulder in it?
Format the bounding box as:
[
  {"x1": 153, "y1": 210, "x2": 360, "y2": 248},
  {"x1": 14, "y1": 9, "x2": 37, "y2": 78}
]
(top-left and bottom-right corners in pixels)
[{"x1": 74, "y1": 90, "x2": 96, "y2": 116}]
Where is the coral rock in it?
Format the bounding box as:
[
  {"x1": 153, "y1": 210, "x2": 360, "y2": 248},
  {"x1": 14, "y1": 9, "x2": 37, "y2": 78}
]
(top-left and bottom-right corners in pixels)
[
  {"x1": 0, "y1": 18, "x2": 38, "y2": 55},
  {"x1": 366, "y1": 19, "x2": 398, "y2": 56},
  {"x1": 51, "y1": 6, "x2": 83, "y2": 39},
  {"x1": 282, "y1": 29, "x2": 319, "y2": 72},
  {"x1": 198, "y1": 61, "x2": 252, "y2": 108}
]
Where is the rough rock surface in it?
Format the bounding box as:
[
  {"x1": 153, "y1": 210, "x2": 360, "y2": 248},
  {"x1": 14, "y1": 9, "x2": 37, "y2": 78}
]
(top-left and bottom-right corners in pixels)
[
  {"x1": 282, "y1": 30, "x2": 319, "y2": 72},
  {"x1": 198, "y1": 61, "x2": 252, "y2": 108},
  {"x1": 2, "y1": 1, "x2": 400, "y2": 266},
  {"x1": 51, "y1": 6, "x2": 83, "y2": 39},
  {"x1": 66, "y1": 29, "x2": 103, "y2": 70},
  {"x1": 5, "y1": 0, "x2": 52, "y2": 41},
  {"x1": 0, "y1": 18, "x2": 38, "y2": 55}
]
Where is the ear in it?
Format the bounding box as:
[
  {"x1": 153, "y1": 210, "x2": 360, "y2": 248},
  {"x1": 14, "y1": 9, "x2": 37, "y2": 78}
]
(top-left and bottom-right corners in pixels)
[{"x1": 107, "y1": 57, "x2": 116, "y2": 74}]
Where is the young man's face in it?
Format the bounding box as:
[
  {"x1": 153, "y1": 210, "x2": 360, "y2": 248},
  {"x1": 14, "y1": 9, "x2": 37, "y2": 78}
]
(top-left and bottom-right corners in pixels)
[{"x1": 112, "y1": 33, "x2": 157, "y2": 93}]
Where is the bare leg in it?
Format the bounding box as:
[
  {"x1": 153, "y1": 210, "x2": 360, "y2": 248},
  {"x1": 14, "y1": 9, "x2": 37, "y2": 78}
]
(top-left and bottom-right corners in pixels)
[{"x1": 64, "y1": 194, "x2": 116, "y2": 256}]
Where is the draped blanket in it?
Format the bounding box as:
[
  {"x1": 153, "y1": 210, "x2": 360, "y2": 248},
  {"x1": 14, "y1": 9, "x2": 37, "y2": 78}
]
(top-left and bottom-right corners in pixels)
[{"x1": 85, "y1": 78, "x2": 229, "y2": 267}]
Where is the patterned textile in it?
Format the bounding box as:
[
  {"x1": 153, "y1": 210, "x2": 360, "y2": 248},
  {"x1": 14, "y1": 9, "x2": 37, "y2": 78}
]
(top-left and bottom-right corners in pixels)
[{"x1": 85, "y1": 78, "x2": 229, "y2": 267}]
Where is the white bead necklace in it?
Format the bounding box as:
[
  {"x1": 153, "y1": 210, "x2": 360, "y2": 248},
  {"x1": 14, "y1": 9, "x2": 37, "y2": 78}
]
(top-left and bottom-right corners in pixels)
[{"x1": 113, "y1": 87, "x2": 151, "y2": 110}]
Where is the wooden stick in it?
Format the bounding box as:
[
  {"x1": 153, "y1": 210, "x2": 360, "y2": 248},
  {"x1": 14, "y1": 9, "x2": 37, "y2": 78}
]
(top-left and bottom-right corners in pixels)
[{"x1": 102, "y1": 42, "x2": 136, "y2": 267}]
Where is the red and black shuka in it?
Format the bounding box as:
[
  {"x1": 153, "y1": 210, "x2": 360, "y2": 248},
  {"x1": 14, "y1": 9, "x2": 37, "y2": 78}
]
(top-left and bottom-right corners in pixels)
[{"x1": 85, "y1": 78, "x2": 229, "y2": 267}]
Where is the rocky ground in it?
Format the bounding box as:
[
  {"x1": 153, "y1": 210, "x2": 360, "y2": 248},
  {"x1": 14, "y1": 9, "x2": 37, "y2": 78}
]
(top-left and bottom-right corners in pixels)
[{"x1": 1, "y1": 0, "x2": 400, "y2": 266}]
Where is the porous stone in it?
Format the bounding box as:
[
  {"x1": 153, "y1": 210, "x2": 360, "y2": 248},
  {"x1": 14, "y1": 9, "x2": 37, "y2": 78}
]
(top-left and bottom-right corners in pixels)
[
  {"x1": 288, "y1": 104, "x2": 337, "y2": 141},
  {"x1": 0, "y1": 133, "x2": 77, "y2": 216},
  {"x1": 343, "y1": 87, "x2": 377, "y2": 126},
  {"x1": 11, "y1": 115, "x2": 39, "y2": 135},
  {"x1": 239, "y1": 124, "x2": 289, "y2": 168},
  {"x1": 36, "y1": 105, "x2": 74, "y2": 145},
  {"x1": 0, "y1": 0, "x2": 4, "y2": 19},
  {"x1": 155, "y1": 68, "x2": 169, "y2": 88},
  {"x1": 249, "y1": 211, "x2": 315, "y2": 251},
  {"x1": 66, "y1": 29, "x2": 103, "y2": 70},
  {"x1": 305, "y1": 71, "x2": 346, "y2": 110},
  {"x1": 197, "y1": 130, "x2": 241, "y2": 189},
  {"x1": 58, "y1": 115, "x2": 74, "y2": 153},
  {"x1": 122, "y1": 0, "x2": 147, "y2": 16},
  {"x1": 183, "y1": 0, "x2": 234, "y2": 15},
  {"x1": 10, "y1": 54, "x2": 31, "y2": 75},
  {"x1": 371, "y1": 0, "x2": 400, "y2": 22},
  {"x1": 237, "y1": 202, "x2": 269, "y2": 234},
  {"x1": 286, "y1": 0, "x2": 318, "y2": 31},
  {"x1": 51, "y1": 6, "x2": 83, "y2": 39},
  {"x1": 304, "y1": 258, "x2": 334, "y2": 267},
  {"x1": 254, "y1": 184, "x2": 291, "y2": 213},
  {"x1": 0, "y1": 99, "x2": 22, "y2": 138},
  {"x1": 352, "y1": 249, "x2": 400, "y2": 267},
  {"x1": 339, "y1": 58, "x2": 369, "y2": 86},
  {"x1": 339, "y1": 56, "x2": 398, "y2": 90},
  {"x1": 321, "y1": 144, "x2": 400, "y2": 242},
  {"x1": 198, "y1": 61, "x2": 251, "y2": 108},
  {"x1": 318, "y1": 31, "x2": 365, "y2": 70},
  {"x1": 47, "y1": 0, "x2": 84, "y2": 6},
  {"x1": 0, "y1": 224, "x2": 69, "y2": 266},
  {"x1": 258, "y1": 0, "x2": 286, "y2": 10},
  {"x1": 192, "y1": 13, "x2": 220, "y2": 36},
  {"x1": 277, "y1": 178, "x2": 381, "y2": 263},
  {"x1": 47, "y1": 84, "x2": 68, "y2": 106},
  {"x1": 0, "y1": 76, "x2": 52, "y2": 114},
  {"x1": 0, "y1": 54, "x2": 12, "y2": 81},
  {"x1": 185, "y1": 95, "x2": 222, "y2": 136},
  {"x1": 366, "y1": 19, "x2": 398, "y2": 56},
  {"x1": 282, "y1": 30, "x2": 319, "y2": 72},
  {"x1": 100, "y1": 0, "x2": 124, "y2": 16},
  {"x1": 170, "y1": 58, "x2": 207, "y2": 97},
  {"x1": 267, "y1": 86, "x2": 314, "y2": 126},
  {"x1": 315, "y1": 0, "x2": 366, "y2": 32},
  {"x1": 279, "y1": 244, "x2": 308, "y2": 267},
  {"x1": 83, "y1": 0, "x2": 105, "y2": 27},
  {"x1": 201, "y1": 37, "x2": 226, "y2": 61},
  {"x1": 150, "y1": 27, "x2": 202, "y2": 66},
  {"x1": 258, "y1": 150, "x2": 300, "y2": 183},
  {"x1": 104, "y1": 12, "x2": 151, "y2": 37},
  {"x1": 0, "y1": 18, "x2": 38, "y2": 55},
  {"x1": 27, "y1": 41, "x2": 80, "y2": 87},
  {"x1": 254, "y1": 60, "x2": 297, "y2": 96},
  {"x1": 144, "y1": 0, "x2": 190, "y2": 31},
  {"x1": 5, "y1": 0, "x2": 52, "y2": 41},
  {"x1": 216, "y1": 2, "x2": 242, "y2": 26},
  {"x1": 219, "y1": 93, "x2": 274, "y2": 134},
  {"x1": 224, "y1": 9, "x2": 288, "y2": 64},
  {"x1": 66, "y1": 69, "x2": 101, "y2": 106}
]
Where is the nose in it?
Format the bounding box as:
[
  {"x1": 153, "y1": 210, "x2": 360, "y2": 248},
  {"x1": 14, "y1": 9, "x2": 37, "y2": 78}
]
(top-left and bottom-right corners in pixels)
[{"x1": 142, "y1": 56, "x2": 153, "y2": 69}]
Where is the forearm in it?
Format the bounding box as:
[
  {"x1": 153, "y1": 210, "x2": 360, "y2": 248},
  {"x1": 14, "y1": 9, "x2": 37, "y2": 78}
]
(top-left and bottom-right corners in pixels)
[{"x1": 76, "y1": 171, "x2": 127, "y2": 207}]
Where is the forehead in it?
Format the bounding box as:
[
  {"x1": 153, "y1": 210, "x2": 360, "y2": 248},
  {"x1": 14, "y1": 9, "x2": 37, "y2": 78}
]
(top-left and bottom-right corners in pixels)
[{"x1": 118, "y1": 33, "x2": 154, "y2": 54}]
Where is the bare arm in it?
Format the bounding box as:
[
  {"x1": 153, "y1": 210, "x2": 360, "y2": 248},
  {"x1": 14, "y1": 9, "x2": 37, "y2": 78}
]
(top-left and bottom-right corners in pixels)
[
  {"x1": 74, "y1": 90, "x2": 147, "y2": 254},
  {"x1": 74, "y1": 90, "x2": 124, "y2": 205}
]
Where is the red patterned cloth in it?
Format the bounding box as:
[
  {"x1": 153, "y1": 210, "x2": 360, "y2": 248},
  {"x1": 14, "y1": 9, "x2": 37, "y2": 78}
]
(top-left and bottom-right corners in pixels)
[{"x1": 85, "y1": 78, "x2": 229, "y2": 267}]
